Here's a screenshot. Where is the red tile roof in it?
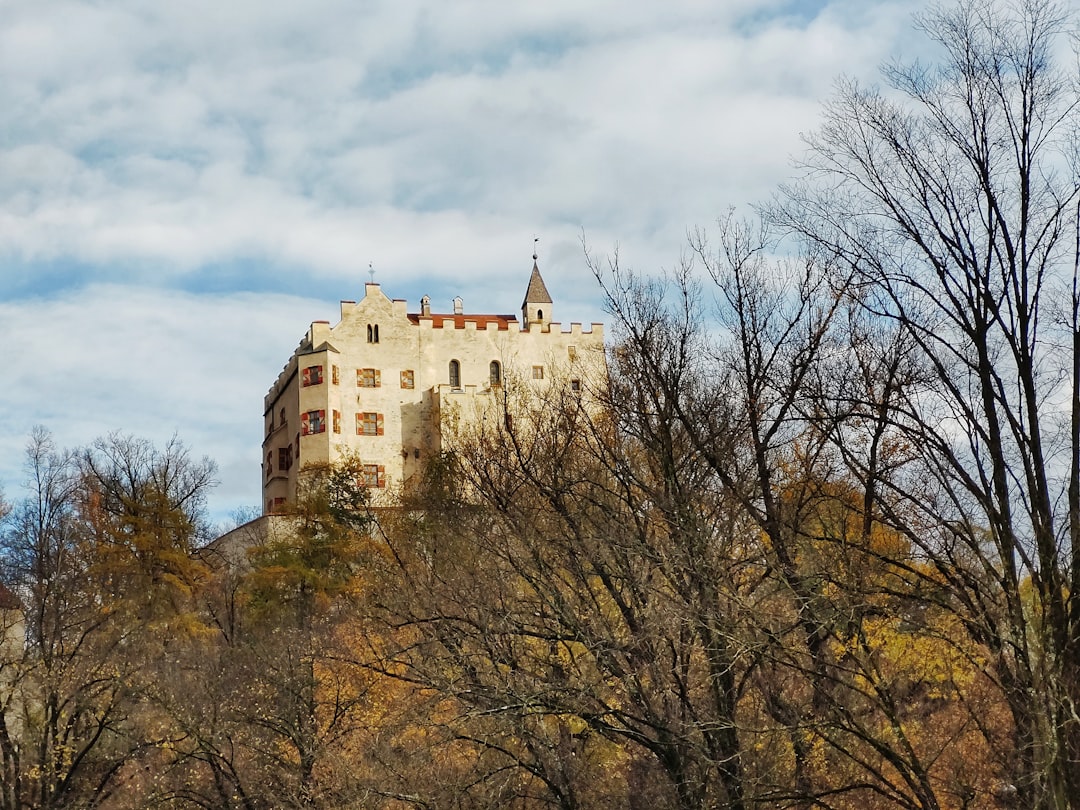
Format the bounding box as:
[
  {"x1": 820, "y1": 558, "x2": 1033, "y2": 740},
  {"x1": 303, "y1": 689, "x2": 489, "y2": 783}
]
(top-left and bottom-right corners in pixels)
[{"x1": 407, "y1": 313, "x2": 518, "y2": 330}]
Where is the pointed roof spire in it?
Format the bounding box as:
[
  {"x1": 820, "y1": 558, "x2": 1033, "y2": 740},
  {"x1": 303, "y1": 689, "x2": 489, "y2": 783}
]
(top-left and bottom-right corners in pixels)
[
  {"x1": 522, "y1": 238, "x2": 552, "y2": 307},
  {"x1": 522, "y1": 264, "x2": 553, "y2": 307}
]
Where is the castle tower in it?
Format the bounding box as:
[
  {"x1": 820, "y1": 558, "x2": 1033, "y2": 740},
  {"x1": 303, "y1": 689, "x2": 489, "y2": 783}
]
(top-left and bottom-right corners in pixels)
[
  {"x1": 261, "y1": 259, "x2": 603, "y2": 513},
  {"x1": 521, "y1": 259, "x2": 553, "y2": 330}
]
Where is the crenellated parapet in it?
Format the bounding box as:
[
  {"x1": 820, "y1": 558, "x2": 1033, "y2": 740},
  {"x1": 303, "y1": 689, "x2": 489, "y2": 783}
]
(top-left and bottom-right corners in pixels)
[{"x1": 260, "y1": 259, "x2": 606, "y2": 514}]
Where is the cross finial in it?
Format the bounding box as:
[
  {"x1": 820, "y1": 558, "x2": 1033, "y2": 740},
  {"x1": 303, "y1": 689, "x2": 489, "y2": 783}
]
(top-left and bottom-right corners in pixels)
[
  {"x1": 533, "y1": 236, "x2": 539, "y2": 262},
  {"x1": 368, "y1": 262, "x2": 375, "y2": 283}
]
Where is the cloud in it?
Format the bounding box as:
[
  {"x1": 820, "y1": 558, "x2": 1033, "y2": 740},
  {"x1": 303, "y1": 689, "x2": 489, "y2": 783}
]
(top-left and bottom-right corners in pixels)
[
  {"x1": 0, "y1": 285, "x2": 330, "y2": 522},
  {"x1": 0, "y1": 0, "x2": 932, "y2": 523},
  {"x1": 0, "y1": 1, "x2": 925, "y2": 289}
]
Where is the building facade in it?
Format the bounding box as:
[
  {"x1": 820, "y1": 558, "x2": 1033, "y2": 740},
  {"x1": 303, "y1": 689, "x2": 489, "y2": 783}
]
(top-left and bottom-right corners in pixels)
[{"x1": 261, "y1": 262, "x2": 604, "y2": 513}]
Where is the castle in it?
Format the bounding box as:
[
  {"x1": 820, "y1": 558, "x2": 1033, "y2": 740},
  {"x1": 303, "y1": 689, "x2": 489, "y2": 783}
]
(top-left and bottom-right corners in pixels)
[{"x1": 262, "y1": 260, "x2": 604, "y2": 512}]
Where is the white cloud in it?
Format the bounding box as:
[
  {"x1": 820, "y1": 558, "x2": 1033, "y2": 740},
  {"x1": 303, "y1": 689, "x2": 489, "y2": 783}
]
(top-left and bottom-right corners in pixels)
[
  {"x1": 0, "y1": 0, "x2": 925, "y2": 282},
  {"x1": 0, "y1": 286, "x2": 329, "y2": 523},
  {"x1": 0, "y1": 0, "x2": 936, "y2": 522}
]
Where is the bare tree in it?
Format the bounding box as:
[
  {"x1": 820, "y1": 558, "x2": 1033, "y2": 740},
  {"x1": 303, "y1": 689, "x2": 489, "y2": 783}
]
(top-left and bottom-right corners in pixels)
[
  {"x1": 773, "y1": 0, "x2": 1080, "y2": 805},
  {"x1": 592, "y1": 226, "x2": 988, "y2": 810},
  {"x1": 370, "y1": 345, "x2": 768, "y2": 810},
  {"x1": 0, "y1": 429, "x2": 219, "y2": 810}
]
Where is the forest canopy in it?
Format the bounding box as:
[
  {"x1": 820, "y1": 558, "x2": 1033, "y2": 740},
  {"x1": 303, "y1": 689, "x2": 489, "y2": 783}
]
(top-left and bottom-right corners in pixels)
[{"x1": 2, "y1": 1, "x2": 1079, "y2": 808}]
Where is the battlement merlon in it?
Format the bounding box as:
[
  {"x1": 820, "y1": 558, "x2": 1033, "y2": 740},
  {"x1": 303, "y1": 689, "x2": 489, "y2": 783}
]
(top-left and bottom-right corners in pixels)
[
  {"x1": 516, "y1": 322, "x2": 604, "y2": 336},
  {"x1": 308, "y1": 321, "x2": 332, "y2": 346}
]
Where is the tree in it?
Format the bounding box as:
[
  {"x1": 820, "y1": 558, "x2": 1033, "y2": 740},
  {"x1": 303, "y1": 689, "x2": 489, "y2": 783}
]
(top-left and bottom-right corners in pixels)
[
  {"x1": 0, "y1": 428, "x2": 218, "y2": 810},
  {"x1": 773, "y1": 0, "x2": 1080, "y2": 805},
  {"x1": 373, "y1": 362, "x2": 764, "y2": 810},
  {"x1": 79, "y1": 432, "x2": 217, "y2": 629},
  {"x1": 140, "y1": 457, "x2": 389, "y2": 810},
  {"x1": 590, "y1": 228, "x2": 996, "y2": 810}
]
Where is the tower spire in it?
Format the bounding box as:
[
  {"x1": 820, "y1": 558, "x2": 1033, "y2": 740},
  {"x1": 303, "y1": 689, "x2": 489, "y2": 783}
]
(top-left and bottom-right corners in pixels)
[{"x1": 521, "y1": 242, "x2": 553, "y2": 330}]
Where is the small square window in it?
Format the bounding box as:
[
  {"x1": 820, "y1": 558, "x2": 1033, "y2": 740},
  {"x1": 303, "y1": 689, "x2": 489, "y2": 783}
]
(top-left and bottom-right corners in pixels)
[
  {"x1": 401, "y1": 369, "x2": 415, "y2": 389},
  {"x1": 357, "y1": 412, "x2": 383, "y2": 436},
  {"x1": 532, "y1": 365, "x2": 544, "y2": 380},
  {"x1": 571, "y1": 378, "x2": 582, "y2": 393},
  {"x1": 362, "y1": 464, "x2": 385, "y2": 488},
  {"x1": 358, "y1": 368, "x2": 381, "y2": 388},
  {"x1": 333, "y1": 410, "x2": 341, "y2": 434},
  {"x1": 332, "y1": 365, "x2": 340, "y2": 385},
  {"x1": 302, "y1": 365, "x2": 324, "y2": 387},
  {"x1": 301, "y1": 410, "x2": 326, "y2": 435}
]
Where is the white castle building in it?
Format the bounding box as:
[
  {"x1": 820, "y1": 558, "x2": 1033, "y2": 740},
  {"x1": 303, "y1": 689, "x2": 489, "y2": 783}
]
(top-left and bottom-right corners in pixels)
[{"x1": 261, "y1": 260, "x2": 604, "y2": 513}]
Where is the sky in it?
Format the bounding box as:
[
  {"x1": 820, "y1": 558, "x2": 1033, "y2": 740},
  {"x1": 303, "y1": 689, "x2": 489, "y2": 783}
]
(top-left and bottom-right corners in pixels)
[{"x1": 0, "y1": 0, "x2": 932, "y2": 528}]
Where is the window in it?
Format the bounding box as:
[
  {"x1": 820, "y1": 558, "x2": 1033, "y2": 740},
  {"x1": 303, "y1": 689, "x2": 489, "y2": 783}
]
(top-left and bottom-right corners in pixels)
[
  {"x1": 568, "y1": 345, "x2": 577, "y2": 361},
  {"x1": 449, "y1": 359, "x2": 461, "y2": 388},
  {"x1": 537, "y1": 308, "x2": 544, "y2": 320},
  {"x1": 278, "y1": 447, "x2": 290, "y2": 471},
  {"x1": 571, "y1": 378, "x2": 582, "y2": 393},
  {"x1": 295, "y1": 433, "x2": 300, "y2": 460},
  {"x1": 358, "y1": 412, "x2": 384, "y2": 436},
  {"x1": 333, "y1": 410, "x2": 341, "y2": 434},
  {"x1": 280, "y1": 408, "x2": 286, "y2": 426},
  {"x1": 271, "y1": 497, "x2": 286, "y2": 512},
  {"x1": 532, "y1": 365, "x2": 544, "y2": 380},
  {"x1": 301, "y1": 409, "x2": 326, "y2": 435},
  {"x1": 332, "y1": 365, "x2": 340, "y2": 385},
  {"x1": 265, "y1": 451, "x2": 273, "y2": 479},
  {"x1": 362, "y1": 464, "x2": 386, "y2": 488},
  {"x1": 358, "y1": 368, "x2": 381, "y2": 388},
  {"x1": 401, "y1": 369, "x2": 415, "y2": 389},
  {"x1": 302, "y1": 365, "x2": 324, "y2": 386},
  {"x1": 489, "y1": 360, "x2": 502, "y2": 386},
  {"x1": 367, "y1": 324, "x2": 380, "y2": 343}
]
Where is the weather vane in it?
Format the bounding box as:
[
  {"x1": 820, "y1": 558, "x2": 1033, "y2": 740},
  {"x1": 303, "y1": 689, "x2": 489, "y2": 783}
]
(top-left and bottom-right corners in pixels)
[
  {"x1": 533, "y1": 236, "x2": 539, "y2": 261},
  {"x1": 368, "y1": 262, "x2": 375, "y2": 283}
]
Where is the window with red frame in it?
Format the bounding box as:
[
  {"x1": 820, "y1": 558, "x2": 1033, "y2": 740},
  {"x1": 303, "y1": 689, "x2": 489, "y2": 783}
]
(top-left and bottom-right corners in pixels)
[
  {"x1": 301, "y1": 410, "x2": 326, "y2": 435},
  {"x1": 357, "y1": 412, "x2": 384, "y2": 436},
  {"x1": 361, "y1": 464, "x2": 385, "y2": 488}
]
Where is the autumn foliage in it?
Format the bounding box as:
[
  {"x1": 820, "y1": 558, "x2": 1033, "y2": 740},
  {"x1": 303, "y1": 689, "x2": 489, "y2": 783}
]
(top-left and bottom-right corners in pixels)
[{"x1": 3, "y1": 0, "x2": 1080, "y2": 807}]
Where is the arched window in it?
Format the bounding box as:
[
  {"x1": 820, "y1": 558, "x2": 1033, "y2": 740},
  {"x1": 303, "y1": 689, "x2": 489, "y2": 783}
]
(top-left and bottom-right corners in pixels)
[
  {"x1": 367, "y1": 324, "x2": 379, "y2": 343},
  {"x1": 366, "y1": 324, "x2": 373, "y2": 342},
  {"x1": 373, "y1": 324, "x2": 379, "y2": 343},
  {"x1": 449, "y1": 360, "x2": 461, "y2": 388},
  {"x1": 537, "y1": 309, "x2": 544, "y2": 320},
  {"x1": 489, "y1": 360, "x2": 502, "y2": 386}
]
